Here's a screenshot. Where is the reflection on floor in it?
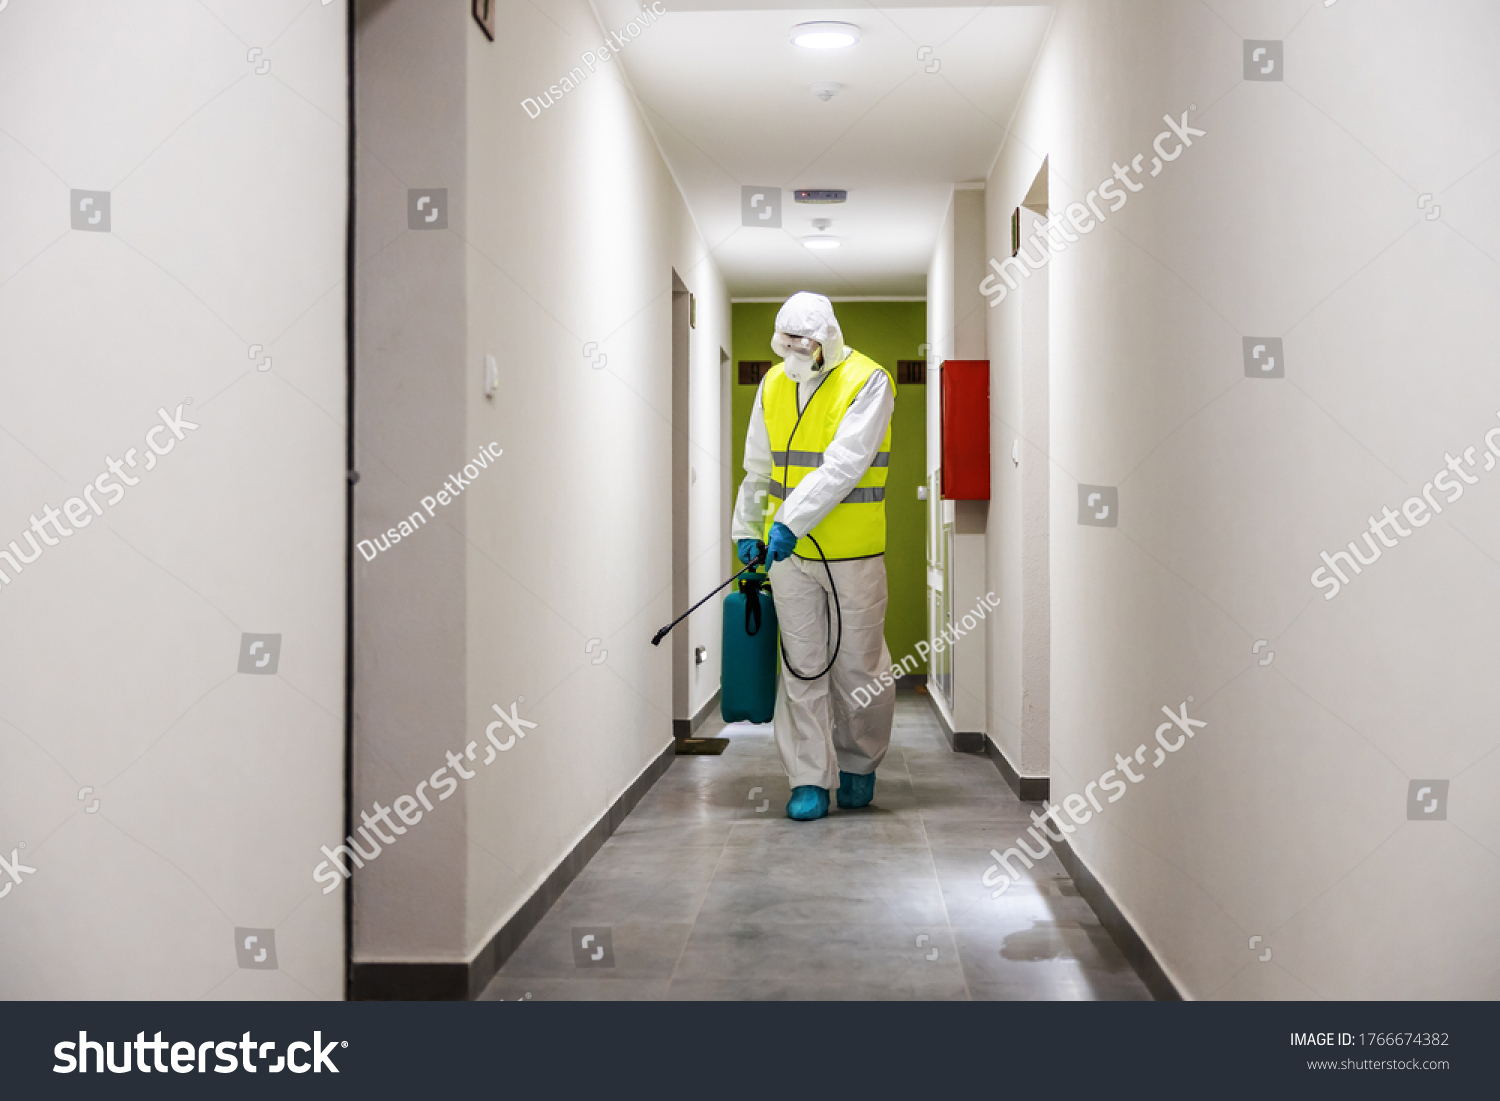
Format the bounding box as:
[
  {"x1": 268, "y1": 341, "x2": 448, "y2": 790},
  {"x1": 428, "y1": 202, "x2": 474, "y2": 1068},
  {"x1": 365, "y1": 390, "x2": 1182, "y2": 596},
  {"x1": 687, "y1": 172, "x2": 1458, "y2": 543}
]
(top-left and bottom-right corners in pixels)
[{"x1": 479, "y1": 690, "x2": 1152, "y2": 1001}]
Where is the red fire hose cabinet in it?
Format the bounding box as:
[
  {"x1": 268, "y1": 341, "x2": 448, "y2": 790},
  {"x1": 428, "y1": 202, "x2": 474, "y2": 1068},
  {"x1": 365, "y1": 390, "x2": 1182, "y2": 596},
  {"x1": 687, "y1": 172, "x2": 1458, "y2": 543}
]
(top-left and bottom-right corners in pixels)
[{"x1": 939, "y1": 360, "x2": 990, "y2": 500}]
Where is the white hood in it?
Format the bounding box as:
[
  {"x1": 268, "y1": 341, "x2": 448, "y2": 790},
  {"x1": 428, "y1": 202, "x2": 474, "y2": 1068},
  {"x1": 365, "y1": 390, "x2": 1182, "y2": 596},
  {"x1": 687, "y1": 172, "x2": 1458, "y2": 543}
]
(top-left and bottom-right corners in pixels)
[{"x1": 771, "y1": 291, "x2": 847, "y2": 383}]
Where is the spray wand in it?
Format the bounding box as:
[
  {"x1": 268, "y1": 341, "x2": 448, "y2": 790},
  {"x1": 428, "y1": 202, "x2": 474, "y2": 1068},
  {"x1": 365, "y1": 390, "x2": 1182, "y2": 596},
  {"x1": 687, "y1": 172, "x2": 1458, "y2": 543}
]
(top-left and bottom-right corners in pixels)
[{"x1": 650, "y1": 544, "x2": 767, "y2": 646}]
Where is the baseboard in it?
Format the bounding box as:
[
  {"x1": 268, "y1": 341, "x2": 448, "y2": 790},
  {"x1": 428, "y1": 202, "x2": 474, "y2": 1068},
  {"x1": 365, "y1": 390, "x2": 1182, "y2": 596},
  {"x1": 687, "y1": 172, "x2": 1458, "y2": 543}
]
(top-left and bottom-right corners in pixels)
[
  {"x1": 348, "y1": 737, "x2": 677, "y2": 1001},
  {"x1": 982, "y1": 733, "x2": 1050, "y2": 802},
  {"x1": 673, "y1": 688, "x2": 722, "y2": 741},
  {"x1": 1052, "y1": 837, "x2": 1183, "y2": 1002},
  {"x1": 921, "y1": 686, "x2": 985, "y2": 753},
  {"x1": 894, "y1": 673, "x2": 927, "y2": 689},
  {"x1": 346, "y1": 961, "x2": 466, "y2": 1001}
]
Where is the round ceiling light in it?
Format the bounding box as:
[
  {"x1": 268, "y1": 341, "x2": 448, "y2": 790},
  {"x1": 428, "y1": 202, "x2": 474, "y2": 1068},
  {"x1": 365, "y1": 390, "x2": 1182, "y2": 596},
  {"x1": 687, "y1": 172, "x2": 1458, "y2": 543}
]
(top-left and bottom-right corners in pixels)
[
  {"x1": 802, "y1": 236, "x2": 841, "y2": 250},
  {"x1": 791, "y1": 22, "x2": 860, "y2": 49}
]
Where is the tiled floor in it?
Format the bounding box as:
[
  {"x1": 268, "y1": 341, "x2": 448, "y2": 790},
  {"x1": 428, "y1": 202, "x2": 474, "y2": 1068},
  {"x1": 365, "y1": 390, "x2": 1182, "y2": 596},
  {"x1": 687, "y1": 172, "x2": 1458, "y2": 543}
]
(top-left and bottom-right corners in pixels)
[{"x1": 479, "y1": 690, "x2": 1152, "y2": 1001}]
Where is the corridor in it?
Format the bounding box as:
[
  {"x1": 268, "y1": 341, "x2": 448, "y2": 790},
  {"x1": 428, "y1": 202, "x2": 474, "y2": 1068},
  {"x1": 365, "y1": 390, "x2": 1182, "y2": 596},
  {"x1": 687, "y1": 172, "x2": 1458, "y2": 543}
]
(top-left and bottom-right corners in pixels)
[
  {"x1": 481, "y1": 692, "x2": 1149, "y2": 1001},
  {"x1": 6, "y1": 0, "x2": 1496, "y2": 1025}
]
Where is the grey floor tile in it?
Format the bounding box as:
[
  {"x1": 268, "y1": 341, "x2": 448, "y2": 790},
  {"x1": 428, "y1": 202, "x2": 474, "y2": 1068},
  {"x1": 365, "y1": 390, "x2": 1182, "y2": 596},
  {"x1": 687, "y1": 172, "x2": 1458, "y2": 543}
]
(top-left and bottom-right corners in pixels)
[
  {"x1": 857, "y1": 770, "x2": 913, "y2": 790},
  {"x1": 672, "y1": 922, "x2": 966, "y2": 988},
  {"x1": 495, "y1": 920, "x2": 694, "y2": 980},
  {"x1": 647, "y1": 772, "x2": 773, "y2": 797},
  {"x1": 632, "y1": 770, "x2": 794, "y2": 821},
  {"x1": 695, "y1": 872, "x2": 950, "y2": 926},
  {"x1": 928, "y1": 831, "x2": 1067, "y2": 876},
  {"x1": 922, "y1": 816, "x2": 1058, "y2": 851},
  {"x1": 910, "y1": 778, "x2": 1033, "y2": 805},
  {"x1": 898, "y1": 746, "x2": 994, "y2": 767},
  {"x1": 543, "y1": 867, "x2": 716, "y2": 925},
  {"x1": 849, "y1": 774, "x2": 918, "y2": 799},
  {"x1": 666, "y1": 974, "x2": 969, "y2": 1001},
  {"x1": 886, "y1": 735, "x2": 931, "y2": 747},
  {"x1": 952, "y1": 920, "x2": 1144, "y2": 993},
  {"x1": 478, "y1": 976, "x2": 671, "y2": 1001},
  {"x1": 889, "y1": 731, "x2": 952, "y2": 754},
  {"x1": 915, "y1": 799, "x2": 1041, "y2": 823},
  {"x1": 485, "y1": 688, "x2": 1155, "y2": 1002},
  {"x1": 721, "y1": 813, "x2": 930, "y2": 852},
  {"x1": 607, "y1": 819, "x2": 737, "y2": 847},
  {"x1": 714, "y1": 841, "x2": 937, "y2": 880},
  {"x1": 621, "y1": 794, "x2": 745, "y2": 824},
  {"x1": 566, "y1": 841, "x2": 723, "y2": 882},
  {"x1": 932, "y1": 850, "x2": 1067, "y2": 892},
  {"x1": 905, "y1": 766, "x2": 1003, "y2": 788},
  {"x1": 931, "y1": 846, "x2": 1072, "y2": 925},
  {"x1": 836, "y1": 803, "x2": 927, "y2": 826},
  {"x1": 967, "y1": 971, "x2": 1154, "y2": 1001},
  {"x1": 942, "y1": 883, "x2": 1097, "y2": 928}
]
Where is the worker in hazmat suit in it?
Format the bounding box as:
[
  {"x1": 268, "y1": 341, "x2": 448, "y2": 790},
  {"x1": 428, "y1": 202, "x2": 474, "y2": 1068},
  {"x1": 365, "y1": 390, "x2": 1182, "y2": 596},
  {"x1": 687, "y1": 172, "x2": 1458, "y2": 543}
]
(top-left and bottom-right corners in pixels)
[{"x1": 732, "y1": 292, "x2": 897, "y2": 821}]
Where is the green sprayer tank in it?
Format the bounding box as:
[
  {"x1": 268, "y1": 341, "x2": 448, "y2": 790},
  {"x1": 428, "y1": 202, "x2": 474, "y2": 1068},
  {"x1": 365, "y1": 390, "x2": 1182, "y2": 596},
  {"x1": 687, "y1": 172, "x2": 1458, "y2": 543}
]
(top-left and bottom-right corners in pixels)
[{"x1": 720, "y1": 571, "x2": 777, "y2": 724}]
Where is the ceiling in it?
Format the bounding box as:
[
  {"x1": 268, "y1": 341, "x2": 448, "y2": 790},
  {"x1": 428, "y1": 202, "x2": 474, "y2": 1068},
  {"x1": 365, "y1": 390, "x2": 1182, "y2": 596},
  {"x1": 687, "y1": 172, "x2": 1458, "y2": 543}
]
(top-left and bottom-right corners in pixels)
[{"x1": 595, "y1": 1, "x2": 1054, "y2": 298}]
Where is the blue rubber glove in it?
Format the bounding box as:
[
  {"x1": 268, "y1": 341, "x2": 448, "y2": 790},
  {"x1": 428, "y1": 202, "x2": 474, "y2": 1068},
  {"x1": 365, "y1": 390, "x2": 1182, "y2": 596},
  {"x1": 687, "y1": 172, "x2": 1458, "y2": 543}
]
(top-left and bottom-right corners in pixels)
[
  {"x1": 737, "y1": 539, "x2": 763, "y2": 567},
  {"x1": 766, "y1": 522, "x2": 798, "y2": 563}
]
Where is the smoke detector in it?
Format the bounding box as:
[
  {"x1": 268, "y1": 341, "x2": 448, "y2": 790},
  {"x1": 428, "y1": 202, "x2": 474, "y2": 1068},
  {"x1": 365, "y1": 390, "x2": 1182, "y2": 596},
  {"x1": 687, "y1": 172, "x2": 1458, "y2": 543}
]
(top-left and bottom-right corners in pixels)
[{"x1": 810, "y1": 82, "x2": 842, "y2": 101}]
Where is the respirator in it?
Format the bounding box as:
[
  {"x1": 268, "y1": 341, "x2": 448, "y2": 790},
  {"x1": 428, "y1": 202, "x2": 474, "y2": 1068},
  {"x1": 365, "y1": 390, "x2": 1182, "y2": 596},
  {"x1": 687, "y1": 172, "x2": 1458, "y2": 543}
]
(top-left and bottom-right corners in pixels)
[
  {"x1": 771, "y1": 292, "x2": 847, "y2": 385},
  {"x1": 772, "y1": 332, "x2": 823, "y2": 384}
]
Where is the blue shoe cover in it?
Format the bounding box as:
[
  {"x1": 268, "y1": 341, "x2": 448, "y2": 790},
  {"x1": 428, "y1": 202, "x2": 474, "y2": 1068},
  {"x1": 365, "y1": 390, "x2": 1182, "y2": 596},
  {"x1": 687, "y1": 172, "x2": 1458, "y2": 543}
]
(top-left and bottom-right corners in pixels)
[
  {"x1": 786, "y1": 785, "x2": 830, "y2": 821},
  {"x1": 837, "y1": 770, "x2": 876, "y2": 809}
]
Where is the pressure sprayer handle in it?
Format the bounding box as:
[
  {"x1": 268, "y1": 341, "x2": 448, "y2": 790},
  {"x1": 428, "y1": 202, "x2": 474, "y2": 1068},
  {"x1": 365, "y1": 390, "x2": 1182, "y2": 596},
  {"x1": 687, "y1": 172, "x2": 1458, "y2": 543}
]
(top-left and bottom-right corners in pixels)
[{"x1": 650, "y1": 545, "x2": 766, "y2": 646}]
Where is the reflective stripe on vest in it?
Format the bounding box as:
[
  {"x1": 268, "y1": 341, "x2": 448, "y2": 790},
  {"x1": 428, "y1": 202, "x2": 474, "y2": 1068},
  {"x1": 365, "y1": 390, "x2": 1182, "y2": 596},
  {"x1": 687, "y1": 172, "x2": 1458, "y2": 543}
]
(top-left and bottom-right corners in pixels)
[
  {"x1": 761, "y1": 348, "x2": 895, "y2": 559},
  {"x1": 773, "y1": 450, "x2": 891, "y2": 469},
  {"x1": 768, "y1": 481, "x2": 885, "y2": 505}
]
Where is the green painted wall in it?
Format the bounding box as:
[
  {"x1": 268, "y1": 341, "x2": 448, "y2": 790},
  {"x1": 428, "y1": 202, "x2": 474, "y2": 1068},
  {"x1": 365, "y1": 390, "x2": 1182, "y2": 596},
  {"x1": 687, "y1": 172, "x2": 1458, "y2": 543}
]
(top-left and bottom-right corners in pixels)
[{"x1": 731, "y1": 300, "x2": 927, "y2": 664}]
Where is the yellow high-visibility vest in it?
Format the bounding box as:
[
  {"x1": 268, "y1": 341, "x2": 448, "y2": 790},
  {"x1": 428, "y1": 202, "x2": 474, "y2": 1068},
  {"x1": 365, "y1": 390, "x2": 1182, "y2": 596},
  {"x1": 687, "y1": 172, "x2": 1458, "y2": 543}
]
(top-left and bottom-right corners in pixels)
[{"x1": 761, "y1": 348, "x2": 895, "y2": 560}]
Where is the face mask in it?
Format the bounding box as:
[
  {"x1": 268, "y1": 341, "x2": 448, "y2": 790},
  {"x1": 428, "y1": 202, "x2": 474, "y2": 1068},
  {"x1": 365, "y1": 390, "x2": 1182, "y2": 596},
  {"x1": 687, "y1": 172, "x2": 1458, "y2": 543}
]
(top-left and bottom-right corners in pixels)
[
  {"x1": 773, "y1": 332, "x2": 823, "y2": 384},
  {"x1": 782, "y1": 349, "x2": 822, "y2": 384}
]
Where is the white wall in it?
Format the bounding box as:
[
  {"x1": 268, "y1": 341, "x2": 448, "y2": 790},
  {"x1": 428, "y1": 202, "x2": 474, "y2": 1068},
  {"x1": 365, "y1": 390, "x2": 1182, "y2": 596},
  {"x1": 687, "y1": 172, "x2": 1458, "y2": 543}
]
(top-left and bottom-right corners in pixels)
[
  {"x1": 926, "y1": 194, "x2": 955, "y2": 687},
  {"x1": 983, "y1": 196, "x2": 1053, "y2": 779},
  {"x1": 951, "y1": 188, "x2": 989, "y2": 362},
  {"x1": 927, "y1": 187, "x2": 992, "y2": 732},
  {"x1": 987, "y1": 0, "x2": 1500, "y2": 998},
  {"x1": 0, "y1": 0, "x2": 348, "y2": 998},
  {"x1": 352, "y1": 0, "x2": 728, "y2": 967},
  {"x1": 463, "y1": 0, "x2": 728, "y2": 954},
  {"x1": 351, "y1": 0, "x2": 470, "y2": 964},
  {"x1": 686, "y1": 280, "x2": 728, "y2": 721},
  {"x1": 927, "y1": 194, "x2": 957, "y2": 379}
]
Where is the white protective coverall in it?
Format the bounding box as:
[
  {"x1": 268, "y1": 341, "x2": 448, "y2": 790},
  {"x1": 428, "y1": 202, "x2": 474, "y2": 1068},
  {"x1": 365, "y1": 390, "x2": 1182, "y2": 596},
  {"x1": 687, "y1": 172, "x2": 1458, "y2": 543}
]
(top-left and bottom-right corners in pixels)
[{"x1": 731, "y1": 294, "x2": 897, "y2": 792}]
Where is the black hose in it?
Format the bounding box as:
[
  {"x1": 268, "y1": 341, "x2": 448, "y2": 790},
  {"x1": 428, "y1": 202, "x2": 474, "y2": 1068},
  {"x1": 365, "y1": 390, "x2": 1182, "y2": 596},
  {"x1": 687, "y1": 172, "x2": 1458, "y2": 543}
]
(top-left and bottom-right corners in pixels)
[
  {"x1": 773, "y1": 386, "x2": 843, "y2": 681},
  {"x1": 778, "y1": 532, "x2": 842, "y2": 681}
]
